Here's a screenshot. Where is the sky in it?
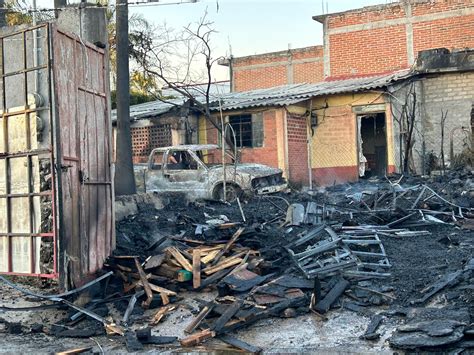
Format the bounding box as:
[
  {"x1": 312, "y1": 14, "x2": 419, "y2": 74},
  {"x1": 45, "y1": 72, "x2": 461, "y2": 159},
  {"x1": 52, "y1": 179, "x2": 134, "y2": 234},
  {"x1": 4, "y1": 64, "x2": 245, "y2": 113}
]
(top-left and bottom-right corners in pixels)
[
  {"x1": 127, "y1": 0, "x2": 393, "y2": 79},
  {"x1": 33, "y1": 0, "x2": 394, "y2": 80}
]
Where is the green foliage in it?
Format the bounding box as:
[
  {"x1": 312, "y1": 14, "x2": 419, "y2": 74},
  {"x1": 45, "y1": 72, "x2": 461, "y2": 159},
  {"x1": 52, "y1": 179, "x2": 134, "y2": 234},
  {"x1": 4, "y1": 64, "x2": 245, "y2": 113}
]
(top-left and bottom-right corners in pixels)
[
  {"x1": 5, "y1": 0, "x2": 32, "y2": 25},
  {"x1": 111, "y1": 89, "x2": 157, "y2": 110}
]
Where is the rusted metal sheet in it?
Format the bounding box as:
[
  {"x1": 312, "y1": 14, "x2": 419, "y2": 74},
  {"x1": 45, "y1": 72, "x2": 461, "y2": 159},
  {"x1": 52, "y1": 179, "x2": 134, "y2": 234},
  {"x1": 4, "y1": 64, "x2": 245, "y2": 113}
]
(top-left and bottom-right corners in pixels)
[{"x1": 51, "y1": 25, "x2": 114, "y2": 288}]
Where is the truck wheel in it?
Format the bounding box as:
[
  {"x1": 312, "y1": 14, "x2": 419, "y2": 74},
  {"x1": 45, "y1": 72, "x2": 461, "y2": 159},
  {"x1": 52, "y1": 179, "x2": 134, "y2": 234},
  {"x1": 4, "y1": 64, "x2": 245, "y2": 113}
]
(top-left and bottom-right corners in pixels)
[{"x1": 215, "y1": 184, "x2": 241, "y2": 202}]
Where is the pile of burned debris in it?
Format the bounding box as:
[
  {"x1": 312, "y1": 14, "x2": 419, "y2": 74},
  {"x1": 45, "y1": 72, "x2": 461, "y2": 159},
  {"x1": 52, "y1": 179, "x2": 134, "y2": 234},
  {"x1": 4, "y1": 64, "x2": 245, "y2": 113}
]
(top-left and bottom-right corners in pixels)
[{"x1": 1, "y1": 169, "x2": 473, "y2": 353}]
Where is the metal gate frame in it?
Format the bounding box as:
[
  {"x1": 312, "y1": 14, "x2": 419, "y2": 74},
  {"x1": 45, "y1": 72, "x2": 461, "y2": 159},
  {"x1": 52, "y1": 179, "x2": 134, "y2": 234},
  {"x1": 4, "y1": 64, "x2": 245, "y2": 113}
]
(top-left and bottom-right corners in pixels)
[
  {"x1": 1, "y1": 23, "x2": 114, "y2": 286},
  {"x1": 0, "y1": 24, "x2": 58, "y2": 278}
]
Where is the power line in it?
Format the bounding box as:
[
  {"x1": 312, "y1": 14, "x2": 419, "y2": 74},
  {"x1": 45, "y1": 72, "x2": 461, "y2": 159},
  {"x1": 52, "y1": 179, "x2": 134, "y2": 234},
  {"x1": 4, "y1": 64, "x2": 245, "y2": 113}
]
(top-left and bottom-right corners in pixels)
[{"x1": 0, "y1": 0, "x2": 197, "y2": 13}]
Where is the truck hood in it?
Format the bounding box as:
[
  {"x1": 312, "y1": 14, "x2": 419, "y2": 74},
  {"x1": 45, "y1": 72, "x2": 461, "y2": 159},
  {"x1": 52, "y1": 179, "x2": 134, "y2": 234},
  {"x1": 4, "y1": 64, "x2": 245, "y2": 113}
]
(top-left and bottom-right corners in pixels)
[{"x1": 209, "y1": 163, "x2": 283, "y2": 178}]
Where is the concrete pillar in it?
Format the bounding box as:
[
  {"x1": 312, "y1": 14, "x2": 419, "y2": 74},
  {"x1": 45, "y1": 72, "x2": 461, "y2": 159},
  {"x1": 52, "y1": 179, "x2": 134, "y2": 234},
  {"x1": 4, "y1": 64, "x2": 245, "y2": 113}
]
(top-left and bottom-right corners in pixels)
[
  {"x1": 403, "y1": 1, "x2": 415, "y2": 66},
  {"x1": 286, "y1": 48, "x2": 294, "y2": 85},
  {"x1": 56, "y1": 7, "x2": 107, "y2": 47},
  {"x1": 322, "y1": 17, "x2": 331, "y2": 78}
]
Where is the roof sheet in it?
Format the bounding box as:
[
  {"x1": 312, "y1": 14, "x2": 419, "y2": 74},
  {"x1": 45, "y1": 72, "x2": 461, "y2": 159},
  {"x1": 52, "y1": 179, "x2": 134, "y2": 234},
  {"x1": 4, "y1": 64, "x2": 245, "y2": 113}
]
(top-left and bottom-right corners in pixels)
[
  {"x1": 211, "y1": 69, "x2": 411, "y2": 111},
  {"x1": 111, "y1": 97, "x2": 184, "y2": 122},
  {"x1": 114, "y1": 69, "x2": 412, "y2": 120}
]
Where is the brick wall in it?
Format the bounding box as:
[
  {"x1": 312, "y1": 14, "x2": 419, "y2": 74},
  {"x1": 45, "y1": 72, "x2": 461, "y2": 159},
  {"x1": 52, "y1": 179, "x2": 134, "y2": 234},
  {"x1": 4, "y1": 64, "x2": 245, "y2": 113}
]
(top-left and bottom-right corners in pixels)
[
  {"x1": 240, "y1": 111, "x2": 280, "y2": 167},
  {"x1": 234, "y1": 66, "x2": 287, "y2": 92},
  {"x1": 321, "y1": 0, "x2": 474, "y2": 78},
  {"x1": 311, "y1": 104, "x2": 359, "y2": 186},
  {"x1": 227, "y1": 0, "x2": 474, "y2": 91},
  {"x1": 130, "y1": 124, "x2": 172, "y2": 163},
  {"x1": 390, "y1": 72, "x2": 474, "y2": 174},
  {"x1": 229, "y1": 46, "x2": 324, "y2": 92},
  {"x1": 287, "y1": 114, "x2": 309, "y2": 185},
  {"x1": 421, "y1": 72, "x2": 473, "y2": 168},
  {"x1": 329, "y1": 25, "x2": 408, "y2": 77},
  {"x1": 201, "y1": 111, "x2": 280, "y2": 169},
  {"x1": 412, "y1": 15, "x2": 474, "y2": 54}
]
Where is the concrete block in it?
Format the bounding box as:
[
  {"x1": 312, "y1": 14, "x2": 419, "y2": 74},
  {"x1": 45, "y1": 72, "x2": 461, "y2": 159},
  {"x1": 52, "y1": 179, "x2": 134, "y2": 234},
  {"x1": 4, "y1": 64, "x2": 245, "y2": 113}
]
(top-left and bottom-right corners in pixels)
[{"x1": 115, "y1": 192, "x2": 167, "y2": 221}]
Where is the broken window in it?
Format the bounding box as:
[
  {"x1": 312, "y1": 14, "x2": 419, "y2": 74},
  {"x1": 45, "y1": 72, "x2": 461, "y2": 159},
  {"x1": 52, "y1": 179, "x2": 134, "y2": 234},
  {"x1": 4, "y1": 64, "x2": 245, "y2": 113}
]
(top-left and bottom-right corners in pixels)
[
  {"x1": 228, "y1": 113, "x2": 264, "y2": 148},
  {"x1": 151, "y1": 152, "x2": 165, "y2": 170}
]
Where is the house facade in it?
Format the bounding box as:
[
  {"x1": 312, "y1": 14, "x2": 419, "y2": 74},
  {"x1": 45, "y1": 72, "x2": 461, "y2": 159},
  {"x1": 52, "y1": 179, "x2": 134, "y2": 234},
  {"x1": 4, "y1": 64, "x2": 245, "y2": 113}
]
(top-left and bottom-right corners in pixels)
[
  {"x1": 121, "y1": 0, "x2": 474, "y2": 188},
  {"x1": 198, "y1": 49, "x2": 474, "y2": 186},
  {"x1": 196, "y1": 72, "x2": 407, "y2": 187}
]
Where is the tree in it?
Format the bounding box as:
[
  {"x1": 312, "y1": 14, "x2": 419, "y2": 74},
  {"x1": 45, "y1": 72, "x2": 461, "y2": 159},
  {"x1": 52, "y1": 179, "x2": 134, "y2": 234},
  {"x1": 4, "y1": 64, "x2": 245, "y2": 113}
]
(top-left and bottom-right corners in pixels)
[
  {"x1": 392, "y1": 81, "x2": 419, "y2": 175},
  {"x1": 132, "y1": 11, "x2": 227, "y2": 142},
  {"x1": 3, "y1": 0, "x2": 54, "y2": 26},
  {"x1": 107, "y1": 10, "x2": 159, "y2": 95}
]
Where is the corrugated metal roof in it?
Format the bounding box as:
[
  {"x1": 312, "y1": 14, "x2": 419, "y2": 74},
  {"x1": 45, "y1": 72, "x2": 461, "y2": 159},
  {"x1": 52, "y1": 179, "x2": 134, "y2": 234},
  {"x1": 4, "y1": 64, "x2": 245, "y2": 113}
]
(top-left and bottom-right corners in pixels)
[
  {"x1": 114, "y1": 69, "x2": 412, "y2": 120},
  {"x1": 212, "y1": 69, "x2": 411, "y2": 111},
  {"x1": 111, "y1": 97, "x2": 184, "y2": 122}
]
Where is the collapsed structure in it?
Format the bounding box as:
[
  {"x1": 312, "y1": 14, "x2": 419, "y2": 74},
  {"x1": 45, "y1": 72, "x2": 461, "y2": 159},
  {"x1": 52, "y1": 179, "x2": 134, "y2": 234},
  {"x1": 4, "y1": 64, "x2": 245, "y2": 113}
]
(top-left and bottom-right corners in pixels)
[{"x1": 1, "y1": 170, "x2": 473, "y2": 352}]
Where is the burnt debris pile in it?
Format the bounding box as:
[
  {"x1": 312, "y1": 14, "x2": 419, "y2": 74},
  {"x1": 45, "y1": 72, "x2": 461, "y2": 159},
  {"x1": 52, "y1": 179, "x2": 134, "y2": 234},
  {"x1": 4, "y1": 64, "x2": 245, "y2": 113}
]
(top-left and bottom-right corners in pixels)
[
  {"x1": 1, "y1": 169, "x2": 473, "y2": 353},
  {"x1": 105, "y1": 169, "x2": 473, "y2": 352}
]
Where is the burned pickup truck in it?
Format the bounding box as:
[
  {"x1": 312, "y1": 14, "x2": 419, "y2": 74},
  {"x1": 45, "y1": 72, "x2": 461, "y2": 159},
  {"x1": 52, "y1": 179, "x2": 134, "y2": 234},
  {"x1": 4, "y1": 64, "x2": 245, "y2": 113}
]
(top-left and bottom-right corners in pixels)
[{"x1": 136, "y1": 144, "x2": 287, "y2": 200}]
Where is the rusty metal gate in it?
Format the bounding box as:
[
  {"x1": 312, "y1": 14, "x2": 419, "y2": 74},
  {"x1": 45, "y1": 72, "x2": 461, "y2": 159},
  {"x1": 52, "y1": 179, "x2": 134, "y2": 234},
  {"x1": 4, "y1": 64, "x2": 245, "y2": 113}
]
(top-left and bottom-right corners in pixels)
[
  {"x1": 52, "y1": 25, "x2": 114, "y2": 288},
  {"x1": 0, "y1": 23, "x2": 114, "y2": 288}
]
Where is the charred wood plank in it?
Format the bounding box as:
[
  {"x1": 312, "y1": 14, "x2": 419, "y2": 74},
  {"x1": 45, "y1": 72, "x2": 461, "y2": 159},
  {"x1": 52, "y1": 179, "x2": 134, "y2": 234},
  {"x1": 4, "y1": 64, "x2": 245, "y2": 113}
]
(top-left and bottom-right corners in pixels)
[
  {"x1": 360, "y1": 314, "x2": 383, "y2": 340},
  {"x1": 184, "y1": 303, "x2": 215, "y2": 334},
  {"x1": 411, "y1": 270, "x2": 462, "y2": 305},
  {"x1": 198, "y1": 268, "x2": 233, "y2": 290},
  {"x1": 134, "y1": 258, "x2": 153, "y2": 309},
  {"x1": 211, "y1": 299, "x2": 244, "y2": 334},
  {"x1": 203, "y1": 253, "x2": 246, "y2": 275},
  {"x1": 140, "y1": 336, "x2": 178, "y2": 345},
  {"x1": 166, "y1": 247, "x2": 193, "y2": 272},
  {"x1": 56, "y1": 347, "x2": 93, "y2": 355},
  {"x1": 313, "y1": 279, "x2": 350, "y2": 314},
  {"x1": 125, "y1": 331, "x2": 144, "y2": 352},
  {"x1": 150, "y1": 305, "x2": 175, "y2": 326},
  {"x1": 212, "y1": 227, "x2": 245, "y2": 266},
  {"x1": 193, "y1": 250, "x2": 201, "y2": 289},
  {"x1": 220, "y1": 335, "x2": 262, "y2": 354},
  {"x1": 180, "y1": 329, "x2": 215, "y2": 347}
]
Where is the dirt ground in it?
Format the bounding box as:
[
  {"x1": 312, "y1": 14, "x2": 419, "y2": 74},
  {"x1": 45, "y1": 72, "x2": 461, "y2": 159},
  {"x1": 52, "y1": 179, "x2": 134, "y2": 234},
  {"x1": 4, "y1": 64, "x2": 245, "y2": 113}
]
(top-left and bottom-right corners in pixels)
[{"x1": 0, "y1": 284, "x2": 396, "y2": 354}]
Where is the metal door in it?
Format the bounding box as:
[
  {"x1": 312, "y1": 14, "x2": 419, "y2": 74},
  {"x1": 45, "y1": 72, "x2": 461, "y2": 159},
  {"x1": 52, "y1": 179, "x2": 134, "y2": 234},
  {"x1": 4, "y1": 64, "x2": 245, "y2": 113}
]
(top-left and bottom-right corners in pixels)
[{"x1": 52, "y1": 25, "x2": 114, "y2": 288}]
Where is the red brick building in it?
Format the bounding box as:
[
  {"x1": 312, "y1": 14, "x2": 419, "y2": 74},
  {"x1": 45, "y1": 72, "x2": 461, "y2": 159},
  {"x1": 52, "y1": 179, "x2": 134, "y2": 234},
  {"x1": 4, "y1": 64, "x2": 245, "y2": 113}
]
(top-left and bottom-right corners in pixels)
[
  {"x1": 220, "y1": 46, "x2": 324, "y2": 92},
  {"x1": 222, "y1": 0, "x2": 474, "y2": 90}
]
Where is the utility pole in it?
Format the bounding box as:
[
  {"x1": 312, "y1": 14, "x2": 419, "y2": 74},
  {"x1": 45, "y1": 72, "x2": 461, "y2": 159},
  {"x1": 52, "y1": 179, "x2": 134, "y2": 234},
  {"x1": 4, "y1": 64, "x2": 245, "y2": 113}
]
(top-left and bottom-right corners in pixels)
[
  {"x1": 0, "y1": 0, "x2": 6, "y2": 27},
  {"x1": 114, "y1": 0, "x2": 136, "y2": 195}
]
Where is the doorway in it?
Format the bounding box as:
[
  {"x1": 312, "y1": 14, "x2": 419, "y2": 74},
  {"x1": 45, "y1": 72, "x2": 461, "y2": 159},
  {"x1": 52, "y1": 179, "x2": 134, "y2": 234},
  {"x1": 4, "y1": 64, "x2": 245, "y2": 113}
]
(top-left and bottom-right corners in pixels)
[{"x1": 357, "y1": 113, "x2": 387, "y2": 177}]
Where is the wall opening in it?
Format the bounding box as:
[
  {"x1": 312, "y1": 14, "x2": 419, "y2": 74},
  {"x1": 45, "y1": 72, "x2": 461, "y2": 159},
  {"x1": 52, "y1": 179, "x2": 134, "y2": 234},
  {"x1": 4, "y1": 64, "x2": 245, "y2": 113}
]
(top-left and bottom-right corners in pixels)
[{"x1": 357, "y1": 113, "x2": 387, "y2": 178}]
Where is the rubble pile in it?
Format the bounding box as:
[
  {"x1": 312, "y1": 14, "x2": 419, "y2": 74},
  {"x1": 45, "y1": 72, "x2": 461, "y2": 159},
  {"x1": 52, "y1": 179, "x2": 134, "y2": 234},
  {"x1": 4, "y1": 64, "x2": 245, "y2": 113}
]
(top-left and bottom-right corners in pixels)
[{"x1": 0, "y1": 170, "x2": 473, "y2": 353}]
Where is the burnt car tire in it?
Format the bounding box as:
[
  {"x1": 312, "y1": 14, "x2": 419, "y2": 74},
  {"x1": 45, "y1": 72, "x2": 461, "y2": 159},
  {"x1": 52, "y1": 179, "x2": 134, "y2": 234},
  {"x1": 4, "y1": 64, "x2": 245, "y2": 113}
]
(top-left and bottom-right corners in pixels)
[{"x1": 214, "y1": 184, "x2": 242, "y2": 202}]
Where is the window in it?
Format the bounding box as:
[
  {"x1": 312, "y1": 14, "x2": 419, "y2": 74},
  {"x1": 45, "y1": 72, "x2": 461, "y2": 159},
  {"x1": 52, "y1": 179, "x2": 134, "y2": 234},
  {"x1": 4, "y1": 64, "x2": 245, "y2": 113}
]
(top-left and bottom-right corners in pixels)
[
  {"x1": 228, "y1": 113, "x2": 264, "y2": 148},
  {"x1": 151, "y1": 152, "x2": 165, "y2": 170}
]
